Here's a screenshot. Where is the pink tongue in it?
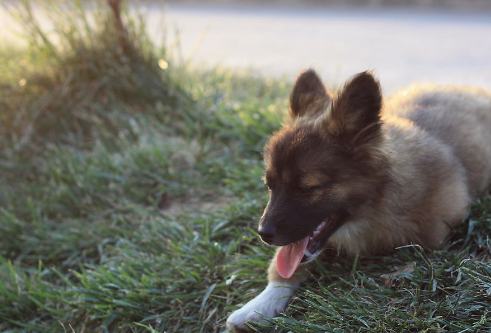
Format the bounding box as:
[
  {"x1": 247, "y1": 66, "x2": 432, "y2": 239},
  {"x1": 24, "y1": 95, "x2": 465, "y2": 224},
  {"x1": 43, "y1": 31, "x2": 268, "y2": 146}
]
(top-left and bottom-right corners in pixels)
[{"x1": 276, "y1": 236, "x2": 309, "y2": 278}]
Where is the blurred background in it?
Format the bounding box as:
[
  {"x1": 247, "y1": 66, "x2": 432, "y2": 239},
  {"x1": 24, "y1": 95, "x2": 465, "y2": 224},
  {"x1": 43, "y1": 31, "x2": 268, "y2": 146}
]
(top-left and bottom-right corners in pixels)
[
  {"x1": 161, "y1": 0, "x2": 491, "y2": 93},
  {"x1": 2, "y1": 0, "x2": 491, "y2": 93}
]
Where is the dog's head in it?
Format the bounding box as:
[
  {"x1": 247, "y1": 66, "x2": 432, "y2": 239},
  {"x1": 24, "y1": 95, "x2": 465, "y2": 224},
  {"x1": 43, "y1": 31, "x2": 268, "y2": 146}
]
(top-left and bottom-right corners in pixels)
[{"x1": 259, "y1": 70, "x2": 389, "y2": 262}]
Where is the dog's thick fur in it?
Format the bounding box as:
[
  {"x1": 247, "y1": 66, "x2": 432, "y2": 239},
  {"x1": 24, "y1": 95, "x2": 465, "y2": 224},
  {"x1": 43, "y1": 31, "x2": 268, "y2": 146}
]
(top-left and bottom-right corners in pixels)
[{"x1": 227, "y1": 70, "x2": 491, "y2": 332}]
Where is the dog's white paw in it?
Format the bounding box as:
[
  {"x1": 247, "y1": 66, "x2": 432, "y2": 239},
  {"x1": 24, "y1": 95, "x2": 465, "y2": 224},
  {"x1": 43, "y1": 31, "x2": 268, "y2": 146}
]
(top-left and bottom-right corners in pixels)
[{"x1": 226, "y1": 282, "x2": 296, "y2": 333}]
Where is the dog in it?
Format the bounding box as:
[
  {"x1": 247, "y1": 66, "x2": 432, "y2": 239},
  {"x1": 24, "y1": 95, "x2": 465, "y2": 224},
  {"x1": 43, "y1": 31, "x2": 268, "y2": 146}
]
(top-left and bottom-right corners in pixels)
[{"x1": 226, "y1": 69, "x2": 491, "y2": 332}]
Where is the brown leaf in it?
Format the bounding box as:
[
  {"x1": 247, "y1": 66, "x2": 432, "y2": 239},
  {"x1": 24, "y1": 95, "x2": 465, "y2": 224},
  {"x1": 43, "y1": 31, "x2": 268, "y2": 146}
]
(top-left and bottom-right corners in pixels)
[{"x1": 380, "y1": 262, "x2": 415, "y2": 288}]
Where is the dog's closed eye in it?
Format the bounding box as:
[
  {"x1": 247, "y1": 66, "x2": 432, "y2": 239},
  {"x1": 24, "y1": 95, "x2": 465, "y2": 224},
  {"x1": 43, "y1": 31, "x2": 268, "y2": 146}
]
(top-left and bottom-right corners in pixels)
[{"x1": 298, "y1": 182, "x2": 330, "y2": 194}]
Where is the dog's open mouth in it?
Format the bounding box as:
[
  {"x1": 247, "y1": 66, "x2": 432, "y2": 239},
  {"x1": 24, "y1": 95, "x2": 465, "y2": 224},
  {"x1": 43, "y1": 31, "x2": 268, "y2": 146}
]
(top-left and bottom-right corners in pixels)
[{"x1": 276, "y1": 215, "x2": 339, "y2": 279}]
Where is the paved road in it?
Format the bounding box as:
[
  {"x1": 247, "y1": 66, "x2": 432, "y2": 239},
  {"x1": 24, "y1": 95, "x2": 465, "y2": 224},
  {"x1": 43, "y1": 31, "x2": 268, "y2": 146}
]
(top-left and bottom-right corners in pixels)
[
  {"x1": 158, "y1": 3, "x2": 491, "y2": 94},
  {"x1": 2, "y1": 3, "x2": 491, "y2": 94}
]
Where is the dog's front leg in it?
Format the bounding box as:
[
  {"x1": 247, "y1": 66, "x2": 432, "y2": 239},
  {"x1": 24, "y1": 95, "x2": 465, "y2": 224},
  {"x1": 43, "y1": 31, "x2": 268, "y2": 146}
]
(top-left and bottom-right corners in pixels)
[{"x1": 226, "y1": 249, "x2": 307, "y2": 332}]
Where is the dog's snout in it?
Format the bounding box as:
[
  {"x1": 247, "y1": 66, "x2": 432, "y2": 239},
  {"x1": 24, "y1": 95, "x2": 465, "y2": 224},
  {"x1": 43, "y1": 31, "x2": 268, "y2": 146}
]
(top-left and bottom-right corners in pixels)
[{"x1": 258, "y1": 225, "x2": 276, "y2": 244}]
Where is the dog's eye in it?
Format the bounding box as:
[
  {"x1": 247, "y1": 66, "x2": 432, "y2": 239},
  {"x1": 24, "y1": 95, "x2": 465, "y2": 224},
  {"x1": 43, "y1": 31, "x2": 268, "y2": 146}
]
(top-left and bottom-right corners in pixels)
[
  {"x1": 298, "y1": 182, "x2": 329, "y2": 193},
  {"x1": 299, "y1": 186, "x2": 316, "y2": 193}
]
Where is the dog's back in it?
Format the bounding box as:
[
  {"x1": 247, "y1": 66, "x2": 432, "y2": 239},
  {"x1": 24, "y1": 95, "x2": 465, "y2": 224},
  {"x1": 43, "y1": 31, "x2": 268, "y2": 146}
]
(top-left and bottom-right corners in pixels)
[
  {"x1": 350, "y1": 85, "x2": 491, "y2": 252},
  {"x1": 385, "y1": 85, "x2": 491, "y2": 196}
]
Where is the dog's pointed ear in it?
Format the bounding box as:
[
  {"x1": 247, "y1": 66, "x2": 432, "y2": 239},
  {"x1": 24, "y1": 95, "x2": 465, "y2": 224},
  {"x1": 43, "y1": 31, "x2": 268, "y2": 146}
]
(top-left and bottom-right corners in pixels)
[
  {"x1": 290, "y1": 69, "x2": 331, "y2": 119},
  {"x1": 326, "y1": 71, "x2": 382, "y2": 145}
]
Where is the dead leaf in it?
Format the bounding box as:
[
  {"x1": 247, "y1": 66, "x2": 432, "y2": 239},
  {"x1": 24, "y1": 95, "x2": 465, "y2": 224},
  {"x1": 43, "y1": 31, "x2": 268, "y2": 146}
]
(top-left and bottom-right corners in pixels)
[{"x1": 380, "y1": 262, "x2": 415, "y2": 288}]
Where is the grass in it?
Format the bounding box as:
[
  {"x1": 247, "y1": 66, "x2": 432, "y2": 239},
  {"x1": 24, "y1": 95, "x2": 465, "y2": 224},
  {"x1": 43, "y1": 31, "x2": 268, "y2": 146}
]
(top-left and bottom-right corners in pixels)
[{"x1": 1, "y1": 1, "x2": 491, "y2": 332}]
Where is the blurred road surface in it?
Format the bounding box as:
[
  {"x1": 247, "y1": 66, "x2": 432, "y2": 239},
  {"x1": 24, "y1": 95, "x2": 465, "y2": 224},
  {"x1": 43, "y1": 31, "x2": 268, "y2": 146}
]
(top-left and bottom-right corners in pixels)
[
  {"x1": 159, "y1": 3, "x2": 491, "y2": 93},
  {"x1": 2, "y1": 3, "x2": 491, "y2": 93}
]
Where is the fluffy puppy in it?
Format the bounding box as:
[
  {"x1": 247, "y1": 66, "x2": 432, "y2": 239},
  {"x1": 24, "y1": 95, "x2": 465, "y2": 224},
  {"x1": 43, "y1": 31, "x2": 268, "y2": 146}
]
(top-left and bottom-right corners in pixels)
[{"x1": 227, "y1": 70, "x2": 491, "y2": 332}]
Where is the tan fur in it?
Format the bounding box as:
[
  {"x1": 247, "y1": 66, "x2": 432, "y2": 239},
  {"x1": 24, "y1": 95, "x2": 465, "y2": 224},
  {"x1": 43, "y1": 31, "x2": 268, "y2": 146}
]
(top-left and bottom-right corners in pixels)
[{"x1": 301, "y1": 173, "x2": 328, "y2": 188}]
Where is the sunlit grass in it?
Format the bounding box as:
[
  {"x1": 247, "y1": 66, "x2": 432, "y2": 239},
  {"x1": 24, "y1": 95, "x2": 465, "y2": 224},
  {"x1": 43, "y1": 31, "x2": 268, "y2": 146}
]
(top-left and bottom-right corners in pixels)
[{"x1": 0, "y1": 0, "x2": 189, "y2": 153}]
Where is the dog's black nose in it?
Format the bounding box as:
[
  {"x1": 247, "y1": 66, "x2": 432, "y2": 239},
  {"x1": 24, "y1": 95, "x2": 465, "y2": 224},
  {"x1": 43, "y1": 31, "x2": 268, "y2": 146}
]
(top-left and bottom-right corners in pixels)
[{"x1": 258, "y1": 226, "x2": 276, "y2": 244}]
